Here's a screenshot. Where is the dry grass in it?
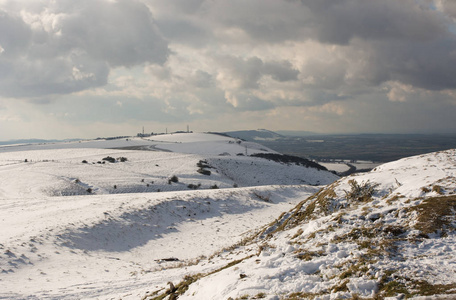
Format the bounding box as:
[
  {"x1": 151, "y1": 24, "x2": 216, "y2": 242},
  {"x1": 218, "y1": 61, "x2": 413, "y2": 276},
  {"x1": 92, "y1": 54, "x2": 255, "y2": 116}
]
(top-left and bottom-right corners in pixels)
[{"x1": 412, "y1": 195, "x2": 456, "y2": 236}]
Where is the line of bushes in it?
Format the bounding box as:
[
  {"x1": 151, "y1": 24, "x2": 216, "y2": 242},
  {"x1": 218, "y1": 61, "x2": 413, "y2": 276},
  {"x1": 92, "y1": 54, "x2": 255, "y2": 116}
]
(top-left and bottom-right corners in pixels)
[{"x1": 250, "y1": 153, "x2": 328, "y2": 171}]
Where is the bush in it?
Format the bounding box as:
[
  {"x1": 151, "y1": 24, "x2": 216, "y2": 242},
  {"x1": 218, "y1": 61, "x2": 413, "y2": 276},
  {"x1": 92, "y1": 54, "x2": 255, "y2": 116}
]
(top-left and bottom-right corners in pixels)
[
  {"x1": 250, "y1": 153, "x2": 328, "y2": 171},
  {"x1": 197, "y1": 169, "x2": 211, "y2": 176},
  {"x1": 168, "y1": 175, "x2": 179, "y2": 184},
  {"x1": 197, "y1": 160, "x2": 212, "y2": 169},
  {"x1": 432, "y1": 185, "x2": 444, "y2": 195},
  {"x1": 187, "y1": 183, "x2": 200, "y2": 190},
  {"x1": 210, "y1": 184, "x2": 219, "y2": 189},
  {"x1": 117, "y1": 157, "x2": 128, "y2": 162},
  {"x1": 344, "y1": 179, "x2": 379, "y2": 202},
  {"x1": 87, "y1": 188, "x2": 93, "y2": 193},
  {"x1": 82, "y1": 160, "x2": 88, "y2": 164},
  {"x1": 102, "y1": 156, "x2": 116, "y2": 163}
]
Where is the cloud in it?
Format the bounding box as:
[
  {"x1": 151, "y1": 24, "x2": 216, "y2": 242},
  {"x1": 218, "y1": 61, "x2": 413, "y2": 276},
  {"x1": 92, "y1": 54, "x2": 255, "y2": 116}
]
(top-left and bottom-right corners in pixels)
[
  {"x1": 215, "y1": 55, "x2": 299, "y2": 90},
  {"x1": 0, "y1": 0, "x2": 169, "y2": 98},
  {"x1": 302, "y1": 0, "x2": 446, "y2": 44},
  {"x1": 2, "y1": 0, "x2": 456, "y2": 138},
  {"x1": 435, "y1": 0, "x2": 456, "y2": 20}
]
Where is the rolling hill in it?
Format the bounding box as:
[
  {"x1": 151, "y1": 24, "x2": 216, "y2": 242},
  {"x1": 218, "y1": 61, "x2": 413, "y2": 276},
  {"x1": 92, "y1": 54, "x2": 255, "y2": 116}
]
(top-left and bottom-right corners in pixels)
[
  {"x1": 1, "y1": 133, "x2": 455, "y2": 299},
  {"x1": 0, "y1": 132, "x2": 337, "y2": 299}
]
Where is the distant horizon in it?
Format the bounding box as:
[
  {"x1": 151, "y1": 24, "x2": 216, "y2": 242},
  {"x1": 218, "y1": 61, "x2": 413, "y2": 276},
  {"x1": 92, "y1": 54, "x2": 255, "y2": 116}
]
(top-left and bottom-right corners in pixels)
[{"x1": 2, "y1": 129, "x2": 456, "y2": 144}]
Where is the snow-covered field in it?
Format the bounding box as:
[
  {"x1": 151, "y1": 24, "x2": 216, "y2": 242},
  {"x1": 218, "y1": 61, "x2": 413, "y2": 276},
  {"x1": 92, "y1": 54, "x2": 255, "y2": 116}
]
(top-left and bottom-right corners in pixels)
[
  {"x1": 0, "y1": 133, "x2": 336, "y2": 299},
  {"x1": 1, "y1": 133, "x2": 455, "y2": 299}
]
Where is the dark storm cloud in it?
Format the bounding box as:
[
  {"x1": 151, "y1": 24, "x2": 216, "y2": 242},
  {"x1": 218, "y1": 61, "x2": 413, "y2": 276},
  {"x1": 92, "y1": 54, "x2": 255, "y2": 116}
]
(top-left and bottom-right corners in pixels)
[
  {"x1": 302, "y1": 0, "x2": 446, "y2": 44},
  {"x1": 0, "y1": 11, "x2": 31, "y2": 57},
  {"x1": 356, "y1": 38, "x2": 456, "y2": 91},
  {"x1": 0, "y1": 0, "x2": 169, "y2": 98},
  {"x1": 163, "y1": 0, "x2": 456, "y2": 93}
]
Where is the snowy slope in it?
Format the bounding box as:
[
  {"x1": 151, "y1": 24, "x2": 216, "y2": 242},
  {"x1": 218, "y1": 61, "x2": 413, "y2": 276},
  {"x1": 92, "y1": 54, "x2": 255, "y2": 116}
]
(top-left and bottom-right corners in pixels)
[
  {"x1": 0, "y1": 186, "x2": 320, "y2": 299},
  {"x1": 0, "y1": 133, "x2": 336, "y2": 198},
  {"x1": 0, "y1": 132, "x2": 338, "y2": 299},
  {"x1": 167, "y1": 149, "x2": 456, "y2": 300}
]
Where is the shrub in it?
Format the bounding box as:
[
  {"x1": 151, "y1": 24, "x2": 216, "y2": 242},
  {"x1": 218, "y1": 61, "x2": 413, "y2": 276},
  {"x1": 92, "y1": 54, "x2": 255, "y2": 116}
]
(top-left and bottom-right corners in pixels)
[
  {"x1": 197, "y1": 160, "x2": 213, "y2": 176},
  {"x1": 188, "y1": 184, "x2": 199, "y2": 190},
  {"x1": 117, "y1": 157, "x2": 128, "y2": 162},
  {"x1": 197, "y1": 169, "x2": 211, "y2": 176},
  {"x1": 210, "y1": 184, "x2": 219, "y2": 189},
  {"x1": 197, "y1": 160, "x2": 212, "y2": 169},
  {"x1": 432, "y1": 185, "x2": 444, "y2": 195},
  {"x1": 102, "y1": 156, "x2": 116, "y2": 163},
  {"x1": 250, "y1": 153, "x2": 328, "y2": 171},
  {"x1": 344, "y1": 179, "x2": 379, "y2": 202},
  {"x1": 87, "y1": 188, "x2": 92, "y2": 193},
  {"x1": 82, "y1": 160, "x2": 88, "y2": 164},
  {"x1": 168, "y1": 175, "x2": 179, "y2": 184}
]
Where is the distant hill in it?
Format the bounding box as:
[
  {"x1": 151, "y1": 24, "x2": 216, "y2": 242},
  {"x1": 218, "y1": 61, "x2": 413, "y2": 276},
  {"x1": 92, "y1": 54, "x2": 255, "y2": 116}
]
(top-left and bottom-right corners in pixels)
[
  {"x1": 0, "y1": 139, "x2": 65, "y2": 146},
  {"x1": 275, "y1": 130, "x2": 317, "y2": 136},
  {"x1": 223, "y1": 129, "x2": 284, "y2": 141}
]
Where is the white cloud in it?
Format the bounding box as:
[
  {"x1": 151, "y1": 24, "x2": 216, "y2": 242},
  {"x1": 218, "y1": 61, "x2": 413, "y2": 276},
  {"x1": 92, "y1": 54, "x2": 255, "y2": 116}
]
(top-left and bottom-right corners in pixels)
[{"x1": 0, "y1": 0, "x2": 169, "y2": 98}]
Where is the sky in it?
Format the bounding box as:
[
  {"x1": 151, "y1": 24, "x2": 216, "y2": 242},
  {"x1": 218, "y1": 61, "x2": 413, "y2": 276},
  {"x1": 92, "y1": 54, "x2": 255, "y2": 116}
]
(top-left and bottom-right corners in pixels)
[{"x1": 1, "y1": 0, "x2": 456, "y2": 140}]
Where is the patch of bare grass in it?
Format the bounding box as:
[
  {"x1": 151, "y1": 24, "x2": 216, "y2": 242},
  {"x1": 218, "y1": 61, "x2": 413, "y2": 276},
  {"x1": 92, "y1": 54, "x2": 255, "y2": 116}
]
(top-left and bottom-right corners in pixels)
[{"x1": 412, "y1": 195, "x2": 456, "y2": 236}]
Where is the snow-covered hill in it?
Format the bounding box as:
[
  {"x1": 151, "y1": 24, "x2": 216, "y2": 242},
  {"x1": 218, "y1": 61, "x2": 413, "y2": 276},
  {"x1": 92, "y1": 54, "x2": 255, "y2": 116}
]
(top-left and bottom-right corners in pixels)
[
  {"x1": 171, "y1": 149, "x2": 456, "y2": 300},
  {"x1": 0, "y1": 132, "x2": 337, "y2": 299},
  {"x1": 0, "y1": 133, "x2": 336, "y2": 198},
  {"x1": 3, "y1": 133, "x2": 455, "y2": 299},
  {"x1": 224, "y1": 129, "x2": 284, "y2": 142}
]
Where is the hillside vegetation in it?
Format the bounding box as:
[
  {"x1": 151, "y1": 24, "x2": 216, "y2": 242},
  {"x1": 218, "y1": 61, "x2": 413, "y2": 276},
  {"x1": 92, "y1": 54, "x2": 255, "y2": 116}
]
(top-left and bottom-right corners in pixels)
[{"x1": 172, "y1": 149, "x2": 456, "y2": 299}]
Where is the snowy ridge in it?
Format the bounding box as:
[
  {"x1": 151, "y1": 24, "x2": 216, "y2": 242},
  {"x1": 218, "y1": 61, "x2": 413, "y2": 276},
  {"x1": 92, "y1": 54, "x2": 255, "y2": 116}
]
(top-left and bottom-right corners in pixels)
[{"x1": 173, "y1": 149, "x2": 456, "y2": 299}]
